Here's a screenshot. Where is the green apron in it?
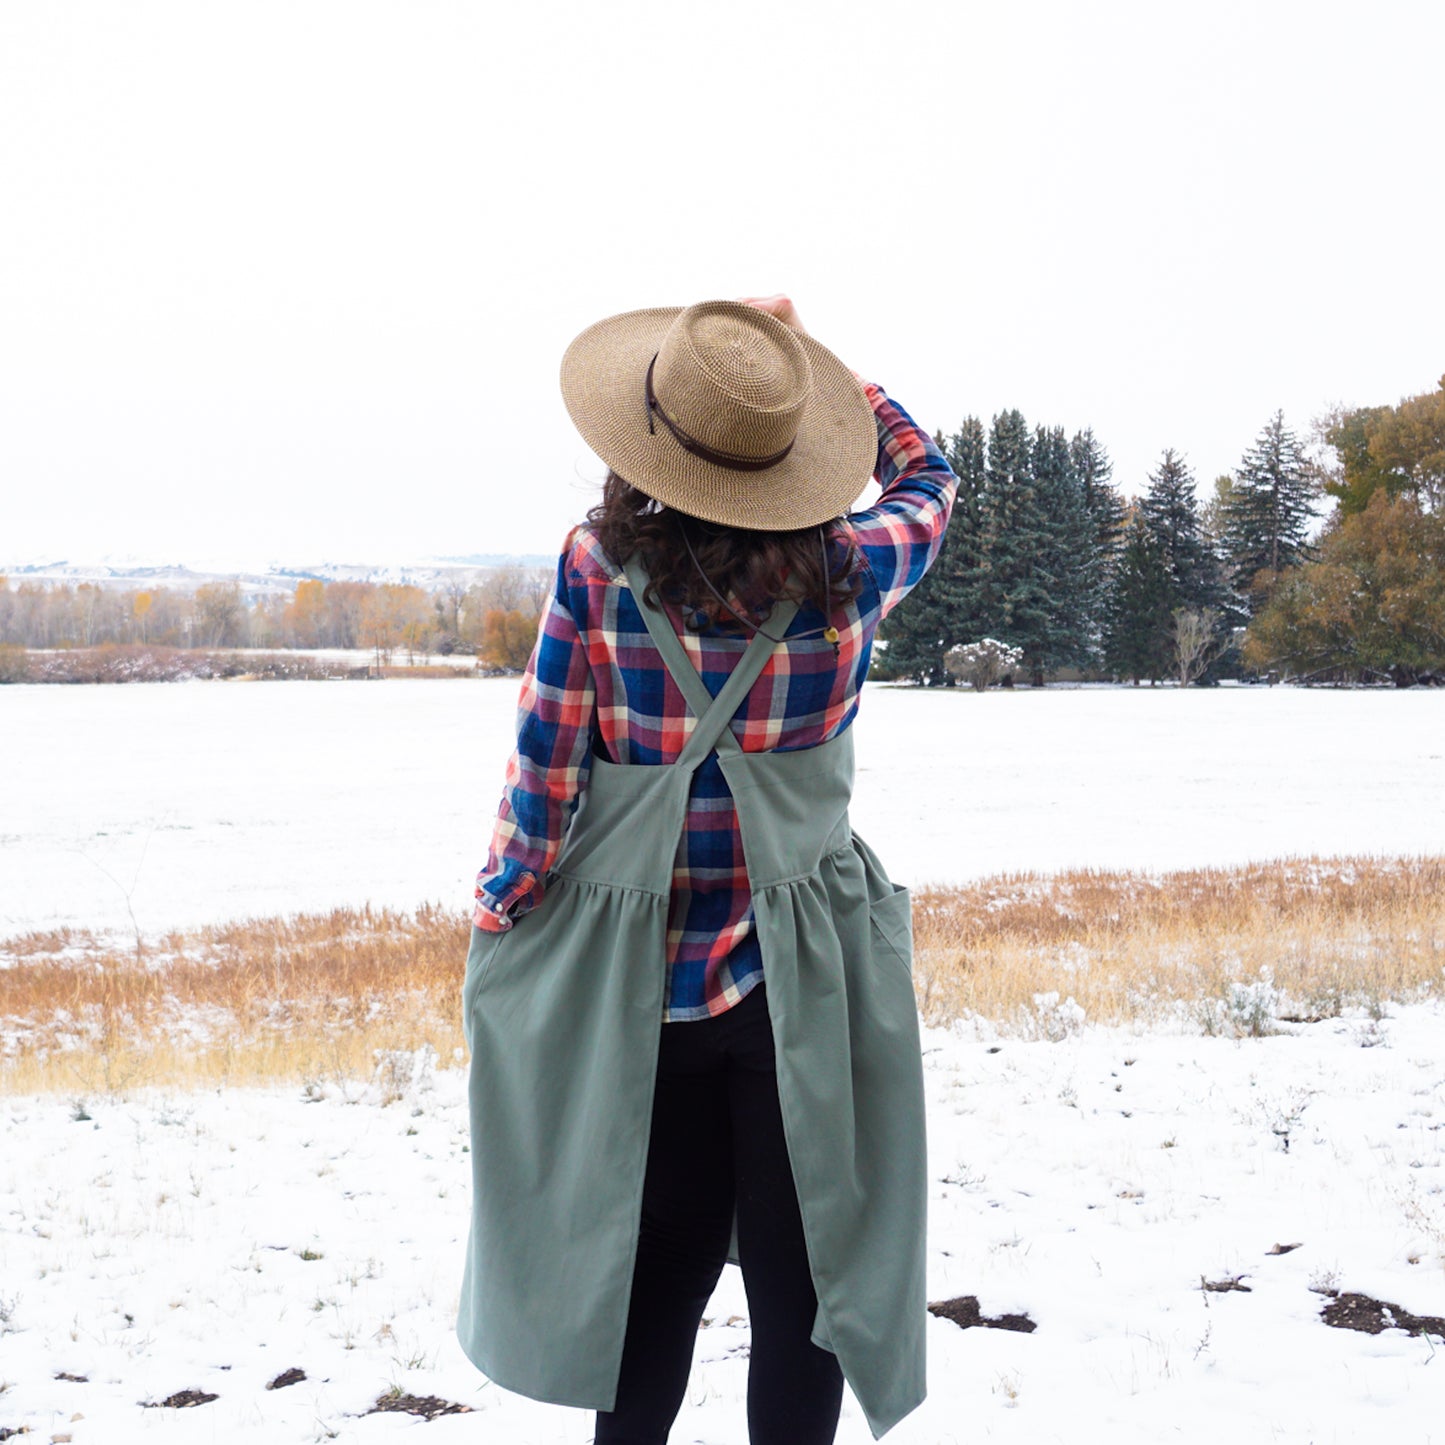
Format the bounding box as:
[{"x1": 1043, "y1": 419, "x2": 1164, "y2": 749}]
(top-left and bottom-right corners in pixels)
[{"x1": 457, "y1": 558, "x2": 927, "y2": 1439}]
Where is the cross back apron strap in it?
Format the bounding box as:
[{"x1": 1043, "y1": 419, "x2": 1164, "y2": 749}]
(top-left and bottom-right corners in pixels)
[{"x1": 621, "y1": 555, "x2": 800, "y2": 767}]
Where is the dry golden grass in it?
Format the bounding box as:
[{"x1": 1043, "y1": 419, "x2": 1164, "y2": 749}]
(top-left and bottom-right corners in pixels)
[
  {"x1": 0, "y1": 904, "x2": 469, "y2": 1096},
  {"x1": 3, "y1": 854, "x2": 1442, "y2": 1095},
  {"x1": 375, "y1": 663, "x2": 475, "y2": 679},
  {"x1": 913, "y1": 853, "x2": 1445, "y2": 1036}
]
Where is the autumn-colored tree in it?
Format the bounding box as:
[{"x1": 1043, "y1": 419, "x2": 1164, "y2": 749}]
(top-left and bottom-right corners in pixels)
[
  {"x1": 1321, "y1": 375, "x2": 1445, "y2": 516},
  {"x1": 248, "y1": 594, "x2": 288, "y2": 648},
  {"x1": 1368, "y1": 376, "x2": 1445, "y2": 511},
  {"x1": 360, "y1": 584, "x2": 431, "y2": 666},
  {"x1": 138, "y1": 586, "x2": 188, "y2": 646},
  {"x1": 1243, "y1": 492, "x2": 1445, "y2": 683},
  {"x1": 131, "y1": 591, "x2": 154, "y2": 643},
  {"x1": 400, "y1": 606, "x2": 438, "y2": 663},
  {"x1": 285, "y1": 579, "x2": 327, "y2": 647},
  {"x1": 1318, "y1": 404, "x2": 1400, "y2": 516},
  {"x1": 194, "y1": 581, "x2": 245, "y2": 647},
  {"x1": 459, "y1": 566, "x2": 552, "y2": 654},
  {"x1": 323, "y1": 581, "x2": 372, "y2": 649},
  {"x1": 479, "y1": 609, "x2": 539, "y2": 670}
]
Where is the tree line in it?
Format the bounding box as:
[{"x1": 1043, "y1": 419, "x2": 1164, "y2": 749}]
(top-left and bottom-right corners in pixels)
[
  {"x1": 0, "y1": 565, "x2": 553, "y2": 670},
  {"x1": 880, "y1": 370, "x2": 1445, "y2": 686},
  {"x1": 5, "y1": 370, "x2": 1439, "y2": 687}
]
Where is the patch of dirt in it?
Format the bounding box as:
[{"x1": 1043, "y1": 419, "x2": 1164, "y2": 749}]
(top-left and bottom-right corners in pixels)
[
  {"x1": 1266, "y1": 1242, "x2": 1303, "y2": 1255},
  {"x1": 266, "y1": 1368, "x2": 307, "y2": 1390},
  {"x1": 0, "y1": 1427, "x2": 33, "y2": 1441},
  {"x1": 928, "y1": 1295, "x2": 1037, "y2": 1333},
  {"x1": 1319, "y1": 1291, "x2": 1445, "y2": 1340},
  {"x1": 52, "y1": 1373, "x2": 88, "y2": 1383},
  {"x1": 367, "y1": 1392, "x2": 472, "y2": 1421},
  {"x1": 142, "y1": 1389, "x2": 219, "y2": 1409}
]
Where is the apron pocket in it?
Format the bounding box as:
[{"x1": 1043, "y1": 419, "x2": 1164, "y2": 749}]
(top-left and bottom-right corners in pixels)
[
  {"x1": 868, "y1": 884, "x2": 914, "y2": 975},
  {"x1": 461, "y1": 924, "x2": 507, "y2": 1022}
]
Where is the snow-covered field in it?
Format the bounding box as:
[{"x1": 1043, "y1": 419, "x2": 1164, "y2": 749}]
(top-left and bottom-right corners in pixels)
[
  {"x1": 2, "y1": 680, "x2": 1442, "y2": 938},
  {"x1": 3, "y1": 682, "x2": 1444, "y2": 1443},
  {"x1": 4, "y1": 1012, "x2": 1443, "y2": 1444}
]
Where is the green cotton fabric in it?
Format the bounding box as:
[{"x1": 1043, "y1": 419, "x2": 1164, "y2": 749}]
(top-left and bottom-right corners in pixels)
[{"x1": 457, "y1": 557, "x2": 928, "y2": 1439}]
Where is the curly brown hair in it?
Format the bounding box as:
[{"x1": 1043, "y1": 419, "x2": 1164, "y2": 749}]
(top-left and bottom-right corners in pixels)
[{"x1": 586, "y1": 473, "x2": 862, "y2": 633}]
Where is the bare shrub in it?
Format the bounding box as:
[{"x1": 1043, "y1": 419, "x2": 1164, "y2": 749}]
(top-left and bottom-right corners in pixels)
[
  {"x1": 944, "y1": 638, "x2": 1023, "y2": 691},
  {"x1": 0, "y1": 643, "x2": 30, "y2": 683},
  {"x1": 1171, "y1": 608, "x2": 1224, "y2": 687}
]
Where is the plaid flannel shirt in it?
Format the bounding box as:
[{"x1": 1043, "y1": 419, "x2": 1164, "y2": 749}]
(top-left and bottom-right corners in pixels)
[{"x1": 473, "y1": 383, "x2": 956, "y2": 1021}]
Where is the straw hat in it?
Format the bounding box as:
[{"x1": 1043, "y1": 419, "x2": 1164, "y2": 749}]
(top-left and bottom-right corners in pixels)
[{"x1": 559, "y1": 300, "x2": 876, "y2": 531}]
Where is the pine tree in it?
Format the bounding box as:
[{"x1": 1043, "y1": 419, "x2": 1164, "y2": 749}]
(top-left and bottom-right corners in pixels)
[
  {"x1": 1104, "y1": 509, "x2": 1174, "y2": 683},
  {"x1": 1070, "y1": 428, "x2": 1125, "y2": 668},
  {"x1": 882, "y1": 412, "x2": 1124, "y2": 686},
  {"x1": 1031, "y1": 424, "x2": 1096, "y2": 674},
  {"x1": 876, "y1": 420, "x2": 987, "y2": 684},
  {"x1": 1138, "y1": 449, "x2": 1220, "y2": 613},
  {"x1": 976, "y1": 410, "x2": 1057, "y2": 685},
  {"x1": 1220, "y1": 412, "x2": 1319, "y2": 618}
]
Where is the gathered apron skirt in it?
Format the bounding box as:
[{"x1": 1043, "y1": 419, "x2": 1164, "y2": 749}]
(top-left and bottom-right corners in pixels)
[{"x1": 457, "y1": 558, "x2": 927, "y2": 1439}]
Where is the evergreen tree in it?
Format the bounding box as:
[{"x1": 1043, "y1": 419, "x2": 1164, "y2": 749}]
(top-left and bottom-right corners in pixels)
[
  {"x1": 1104, "y1": 508, "x2": 1174, "y2": 683},
  {"x1": 1138, "y1": 449, "x2": 1219, "y2": 612},
  {"x1": 1200, "y1": 473, "x2": 1247, "y2": 678},
  {"x1": 1070, "y1": 428, "x2": 1126, "y2": 667},
  {"x1": 1220, "y1": 411, "x2": 1319, "y2": 618},
  {"x1": 976, "y1": 410, "x2": 1057, "y2": 685},
  {"x1": 876, "y1": 419, "x2": 987, "y2": 684},
  {"x1": 882, "y1": 412, "x2": 1125, "y2": 686},
  {"x1": 1031, "y1": 424, "x2": 1095, "y2": 674}
]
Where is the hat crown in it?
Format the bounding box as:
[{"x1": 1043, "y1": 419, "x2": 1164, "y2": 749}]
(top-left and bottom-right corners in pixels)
[{"x1": 652, "y1": 302, "x2": 812, "y2": 463}]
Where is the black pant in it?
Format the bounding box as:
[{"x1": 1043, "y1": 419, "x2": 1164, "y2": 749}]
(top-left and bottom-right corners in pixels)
[{"x1": 594, "y1": 984, "x2": 844, "y2": 1445}]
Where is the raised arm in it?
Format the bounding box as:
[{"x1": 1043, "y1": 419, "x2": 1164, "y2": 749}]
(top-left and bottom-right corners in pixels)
[
  {"x1": 735, "y1": 296, "x2": 958, "y2": 616},
  {"x1": 847, "y1": 383, "x2": 958, "y2": 617}
]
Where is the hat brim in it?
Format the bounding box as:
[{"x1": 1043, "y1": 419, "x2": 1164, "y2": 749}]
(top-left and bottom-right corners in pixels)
[{"x1": 559, "y1": 306, "x2": 877, "y2": 531}]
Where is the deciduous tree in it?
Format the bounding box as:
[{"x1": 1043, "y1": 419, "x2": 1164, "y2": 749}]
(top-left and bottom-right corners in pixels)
[
  {"x1": 194, "y1": 581, "x2": 244, "y2": 647},
  {"x1": 1243, "y1": 492, "x2": 1445, "y2": 684}
]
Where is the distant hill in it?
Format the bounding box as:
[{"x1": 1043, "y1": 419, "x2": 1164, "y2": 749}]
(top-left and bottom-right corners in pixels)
[{"x1": 0, "y1": 554, "x2": 552, "y2": 596}]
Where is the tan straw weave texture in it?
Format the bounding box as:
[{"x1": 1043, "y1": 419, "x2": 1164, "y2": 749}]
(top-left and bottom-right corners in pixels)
[{"x1": 560, "y1": 301, "x2": 876, "y2": 531}]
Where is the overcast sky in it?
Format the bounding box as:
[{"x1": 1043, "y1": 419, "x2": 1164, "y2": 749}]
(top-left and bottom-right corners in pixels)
[{"x1": 2, "y1": 0, "x2": 1441, "y2": 570}]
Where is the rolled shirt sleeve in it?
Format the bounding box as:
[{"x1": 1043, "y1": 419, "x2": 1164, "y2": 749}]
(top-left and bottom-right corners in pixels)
[
  {"x1": 847, "y1": 382, "x2": 957, "y2": 617},
  {"x1": 473, "y1": 539, "x2": 597, "y2": 930}
]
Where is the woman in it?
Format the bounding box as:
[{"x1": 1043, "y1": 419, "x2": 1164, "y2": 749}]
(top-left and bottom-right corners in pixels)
[{"x1": 458, "y1": 295, "x2": 957, "y2": 1443}]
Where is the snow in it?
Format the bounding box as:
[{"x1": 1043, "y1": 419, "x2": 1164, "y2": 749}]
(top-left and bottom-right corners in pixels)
[
  {"x1": 2, "y1": 682, "x2": 1444, "y2": 1441},
  {"x1": 3, "y1": 1011, "x2": 1443, "y2": 1443},
  {"x1": 2, "y1": 681, "x2": 1443, "y2": 939}
]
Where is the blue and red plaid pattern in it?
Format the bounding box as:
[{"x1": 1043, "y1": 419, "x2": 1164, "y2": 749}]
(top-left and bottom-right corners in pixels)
[{"x1": 474, "y1": 383, "x2": 957, "y2": 1021}]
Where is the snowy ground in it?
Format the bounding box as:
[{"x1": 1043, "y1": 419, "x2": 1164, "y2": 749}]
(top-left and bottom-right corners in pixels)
[
  {"x1": 2, "y1": 680, "x2": 1443, "y2": 938},
  {"x1": 3, "y1": 1009, "x2": 1443, "y2": 1444},
  {"x1": 3, "y1": 682, "x2": 1444, "y2": 1442}
]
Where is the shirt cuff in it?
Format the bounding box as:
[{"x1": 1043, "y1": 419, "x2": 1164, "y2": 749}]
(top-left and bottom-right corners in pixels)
[{"x1": 472, "y1": 870, "x2": 539, "y2": 932}]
